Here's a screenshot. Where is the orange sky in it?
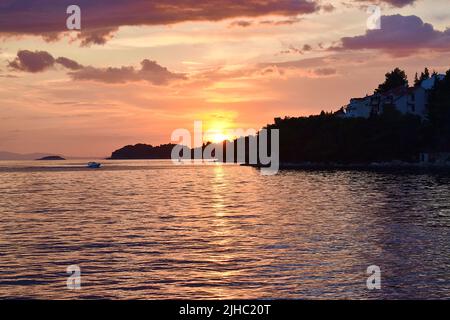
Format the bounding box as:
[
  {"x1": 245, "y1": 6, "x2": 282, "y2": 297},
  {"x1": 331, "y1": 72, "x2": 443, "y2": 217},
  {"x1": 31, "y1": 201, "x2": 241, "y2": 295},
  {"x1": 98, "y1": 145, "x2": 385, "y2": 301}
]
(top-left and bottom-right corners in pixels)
[{"x1": 0, "y1": 0, "x2": 449, "y2": 157}]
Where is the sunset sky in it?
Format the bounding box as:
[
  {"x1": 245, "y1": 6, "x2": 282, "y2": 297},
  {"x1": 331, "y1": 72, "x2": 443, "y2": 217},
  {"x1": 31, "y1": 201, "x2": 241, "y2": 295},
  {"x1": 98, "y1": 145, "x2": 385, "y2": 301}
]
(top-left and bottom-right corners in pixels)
[{"x1": 0, "y1": 0, "x2": 449, "y2": 157}]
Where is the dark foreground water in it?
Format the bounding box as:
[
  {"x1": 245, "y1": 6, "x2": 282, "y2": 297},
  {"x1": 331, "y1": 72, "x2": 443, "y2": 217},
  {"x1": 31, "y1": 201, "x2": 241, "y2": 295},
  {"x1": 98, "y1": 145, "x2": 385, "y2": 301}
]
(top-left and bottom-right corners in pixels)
[{"x1": 0, "y1": 160, "x2": 448, "y2": 299}]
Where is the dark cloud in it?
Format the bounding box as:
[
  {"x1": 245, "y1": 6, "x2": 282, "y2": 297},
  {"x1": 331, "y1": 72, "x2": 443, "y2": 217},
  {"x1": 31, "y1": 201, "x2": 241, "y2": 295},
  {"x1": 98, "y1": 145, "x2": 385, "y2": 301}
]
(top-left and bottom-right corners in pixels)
[
  {"x1": 55, "y1": 57, "x2": 83, "y2": 70},
  {"x1": 0, "y1": 0, "x2": 319, "y2": 45},
  {"x1": 8, "y1": 50, "x2": 84, "y2": 72},
  {"x1": 78, "y1": 28, "x2": 118, "y2": 46},
  {"x1": 8, "y1": 50, "x2": 55, "y2": 73},
  {"x1": 68, "y1": 59, "x2": 187, "y2": 85},
  {"x1": 332, "y1": 15, "x2": 450, "y2": 56},
  {"x1": 8, "y1": 50, "x2": 185, "y2": 85}
]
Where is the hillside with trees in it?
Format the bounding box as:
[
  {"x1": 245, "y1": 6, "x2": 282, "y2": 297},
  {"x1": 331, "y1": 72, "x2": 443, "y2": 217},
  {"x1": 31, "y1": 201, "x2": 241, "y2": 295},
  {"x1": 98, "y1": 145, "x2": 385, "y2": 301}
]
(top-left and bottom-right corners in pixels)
[
  {"x1": 109, "y1": 68, "x2": 450, "y2": 165},
  {"x1": 259, "y1": 67, "x2": 450, "y2": 164}
]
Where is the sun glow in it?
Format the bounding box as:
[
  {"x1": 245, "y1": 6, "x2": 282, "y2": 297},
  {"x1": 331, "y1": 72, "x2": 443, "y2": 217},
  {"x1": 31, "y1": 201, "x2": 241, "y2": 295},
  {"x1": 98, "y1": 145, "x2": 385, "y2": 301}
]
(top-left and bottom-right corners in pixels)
[
  {"x1": 197, "y1": 110, "x2": 239, "y2": 144},
  {"x1": 206, "y1": 131, "x2": 231, "y2": 143}
]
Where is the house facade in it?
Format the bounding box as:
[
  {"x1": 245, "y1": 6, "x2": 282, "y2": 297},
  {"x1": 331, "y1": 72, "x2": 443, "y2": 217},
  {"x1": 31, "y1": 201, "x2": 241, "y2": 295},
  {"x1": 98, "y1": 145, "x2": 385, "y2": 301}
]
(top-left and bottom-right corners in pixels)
[{"x1": 341, "y1": 74, "x2": 444, "y2": 119}]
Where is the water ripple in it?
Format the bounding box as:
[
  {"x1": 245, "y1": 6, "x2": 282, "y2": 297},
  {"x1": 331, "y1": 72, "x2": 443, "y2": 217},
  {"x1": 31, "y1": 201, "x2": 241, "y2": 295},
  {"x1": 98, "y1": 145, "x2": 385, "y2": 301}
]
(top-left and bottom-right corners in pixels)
[{"x1": 0, "y1": 160, "x2": 449, "y2": 299}]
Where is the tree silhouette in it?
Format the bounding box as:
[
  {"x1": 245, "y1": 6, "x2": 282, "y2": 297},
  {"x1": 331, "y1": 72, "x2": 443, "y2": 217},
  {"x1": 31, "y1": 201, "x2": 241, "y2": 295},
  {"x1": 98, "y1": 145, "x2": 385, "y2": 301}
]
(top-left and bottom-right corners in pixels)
[
  {"x1": 375, "y1": 68, "x2": 408, "y2": 93},
  {"x1": 414, "y1": 67, "x2": 432, "y2": 87},
  {"x1": 426, "y1": 70, "x2": 450, "y2": 150}
]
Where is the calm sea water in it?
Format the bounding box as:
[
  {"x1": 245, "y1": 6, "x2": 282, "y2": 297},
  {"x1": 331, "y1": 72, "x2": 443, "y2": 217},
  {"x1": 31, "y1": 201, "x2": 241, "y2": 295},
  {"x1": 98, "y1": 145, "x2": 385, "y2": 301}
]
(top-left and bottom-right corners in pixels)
[{"x1": 0, "y1": 160, "x2": 448, "y2": 299}]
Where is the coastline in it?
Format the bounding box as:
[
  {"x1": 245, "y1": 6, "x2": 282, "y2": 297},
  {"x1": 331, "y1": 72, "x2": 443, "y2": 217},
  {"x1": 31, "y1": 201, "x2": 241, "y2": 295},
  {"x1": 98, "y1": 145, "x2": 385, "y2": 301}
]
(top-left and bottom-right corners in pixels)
[{"x1": 242, "y1": 161, "x2": 450, "y2": 171}]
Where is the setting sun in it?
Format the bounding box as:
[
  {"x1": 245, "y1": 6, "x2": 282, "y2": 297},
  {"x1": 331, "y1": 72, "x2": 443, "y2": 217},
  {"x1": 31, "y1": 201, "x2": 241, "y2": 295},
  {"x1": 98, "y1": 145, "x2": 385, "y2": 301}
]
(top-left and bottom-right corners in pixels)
[
  {"x1": 204, "y1": 131, "x2": 232, "y2": 143},
  {"x1": 199, "y1": 111, "x2": 238, "y2": 144}
]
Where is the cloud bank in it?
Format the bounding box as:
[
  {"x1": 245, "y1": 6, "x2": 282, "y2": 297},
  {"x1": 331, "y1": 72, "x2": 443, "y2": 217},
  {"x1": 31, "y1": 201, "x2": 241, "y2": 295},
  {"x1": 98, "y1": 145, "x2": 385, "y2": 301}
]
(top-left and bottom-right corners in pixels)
[
  {"x1": 8, "y1": 50, "x2": 186, "y2": 85},
  {"x1": 0, "y1": 0, "x2": 320, "y2": 45},
  {"x1": 69, "y1": 59, "x2": 187, "y2": 85},
  {"x1": 333, "y1": 15, "x2": 450, "y2": 56},
  {"x1": 8, "y1": 50, "x2": 56, "y2": 73}
]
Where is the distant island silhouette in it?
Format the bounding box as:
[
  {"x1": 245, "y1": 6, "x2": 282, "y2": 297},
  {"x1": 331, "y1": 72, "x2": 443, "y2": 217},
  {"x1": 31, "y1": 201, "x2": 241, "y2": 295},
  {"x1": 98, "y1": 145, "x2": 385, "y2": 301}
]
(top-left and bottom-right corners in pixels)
[
  {"x1": 108, "y1": 143, "x2": 177, "y2": 159},
  {"x1": 108, "y1": 143, "x2": 211, "y2": 160},
  {"x1": 36, "y1": 156, "x2": 66, "y2": 160},
  {"x1": 109, "y1": 67, "x2": 450, "y2": 166}
]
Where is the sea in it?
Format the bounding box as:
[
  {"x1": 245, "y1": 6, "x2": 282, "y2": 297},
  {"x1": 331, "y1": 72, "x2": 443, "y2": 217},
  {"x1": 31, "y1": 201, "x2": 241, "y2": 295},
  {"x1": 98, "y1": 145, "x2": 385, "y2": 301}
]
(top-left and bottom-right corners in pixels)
[{"x1": 0, "y1": 160, "x2": 448, "y2": 299}]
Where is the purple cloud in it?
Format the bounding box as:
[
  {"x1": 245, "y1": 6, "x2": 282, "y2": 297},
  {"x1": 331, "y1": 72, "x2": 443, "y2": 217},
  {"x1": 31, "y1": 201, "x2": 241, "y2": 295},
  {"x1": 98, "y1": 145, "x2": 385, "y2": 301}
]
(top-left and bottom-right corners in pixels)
[
  {"x1": 8, "y1": 50, "x2": 55, "y2": 73},
  {"x1": 8, "y1": 50, "x2": 84, "y2": 72},
  {"x1": 333, "y1": 15, "x2": 450, "y2": 56},
  {"x1": 8, "y1": 50, "x2": 185, "y2": 85},
  {"x1": 0, "y1": 0, "x2": 319, "y2": 46},
  {"x1": 55, "y1": 57, "x2": 83, "y2": 70},
  {"x1": 68, "y1": 59, "x2": 187, "y2": 85}
]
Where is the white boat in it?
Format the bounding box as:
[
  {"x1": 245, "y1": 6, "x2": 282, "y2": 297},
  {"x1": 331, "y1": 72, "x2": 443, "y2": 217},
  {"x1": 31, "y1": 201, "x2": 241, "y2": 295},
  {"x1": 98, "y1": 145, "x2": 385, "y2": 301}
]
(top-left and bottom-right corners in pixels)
[{"x1": 87, "y1": 162, "x2": 101, "y2": 168}]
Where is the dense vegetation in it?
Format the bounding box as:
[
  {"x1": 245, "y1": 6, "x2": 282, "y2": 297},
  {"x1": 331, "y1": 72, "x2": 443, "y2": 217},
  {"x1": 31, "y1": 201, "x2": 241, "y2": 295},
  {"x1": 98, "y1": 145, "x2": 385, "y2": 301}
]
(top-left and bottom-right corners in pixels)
[
  {"x1": 110, "y1": 68, "x2": 450, "y2": 164},
  {"x1": 425, "y1": 69, "x2": 450, "y2": 151},
  {"x1": 260, "y1": 68, "x2": 450, "y2": 164},
  {"x1": 266, "y1": 109, "x2": 423, "y2": 163}
]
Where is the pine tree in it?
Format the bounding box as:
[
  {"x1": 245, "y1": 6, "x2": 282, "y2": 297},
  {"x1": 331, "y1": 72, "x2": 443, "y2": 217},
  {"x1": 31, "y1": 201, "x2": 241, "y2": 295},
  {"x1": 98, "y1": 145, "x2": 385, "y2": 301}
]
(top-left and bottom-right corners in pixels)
[
  {"x1": 419, "y1": 67, "x2": 430, "y2": 83},
  {"x1": 414, "y1": 72, "x2": 420, "y2": 86},
  {"x1": 375, "y1": 68, "x2": 408, "y2": 94}
]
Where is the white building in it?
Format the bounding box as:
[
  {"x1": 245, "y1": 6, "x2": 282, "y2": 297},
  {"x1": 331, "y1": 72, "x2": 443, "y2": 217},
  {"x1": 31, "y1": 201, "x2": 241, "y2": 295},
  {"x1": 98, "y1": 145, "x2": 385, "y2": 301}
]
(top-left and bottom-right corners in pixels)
[
  {"x1": 388, "y1": 86, "x2": 427, "y2": 116},
  {"x1": 344, "y1": 95, "x2": 380, "y2": 118},
  {"x1": 344, "y1": 97, "x2": 372, "y2": 118},
  {"x1": 341, "y1": 74, "x2": 444, "y2": 119}
]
